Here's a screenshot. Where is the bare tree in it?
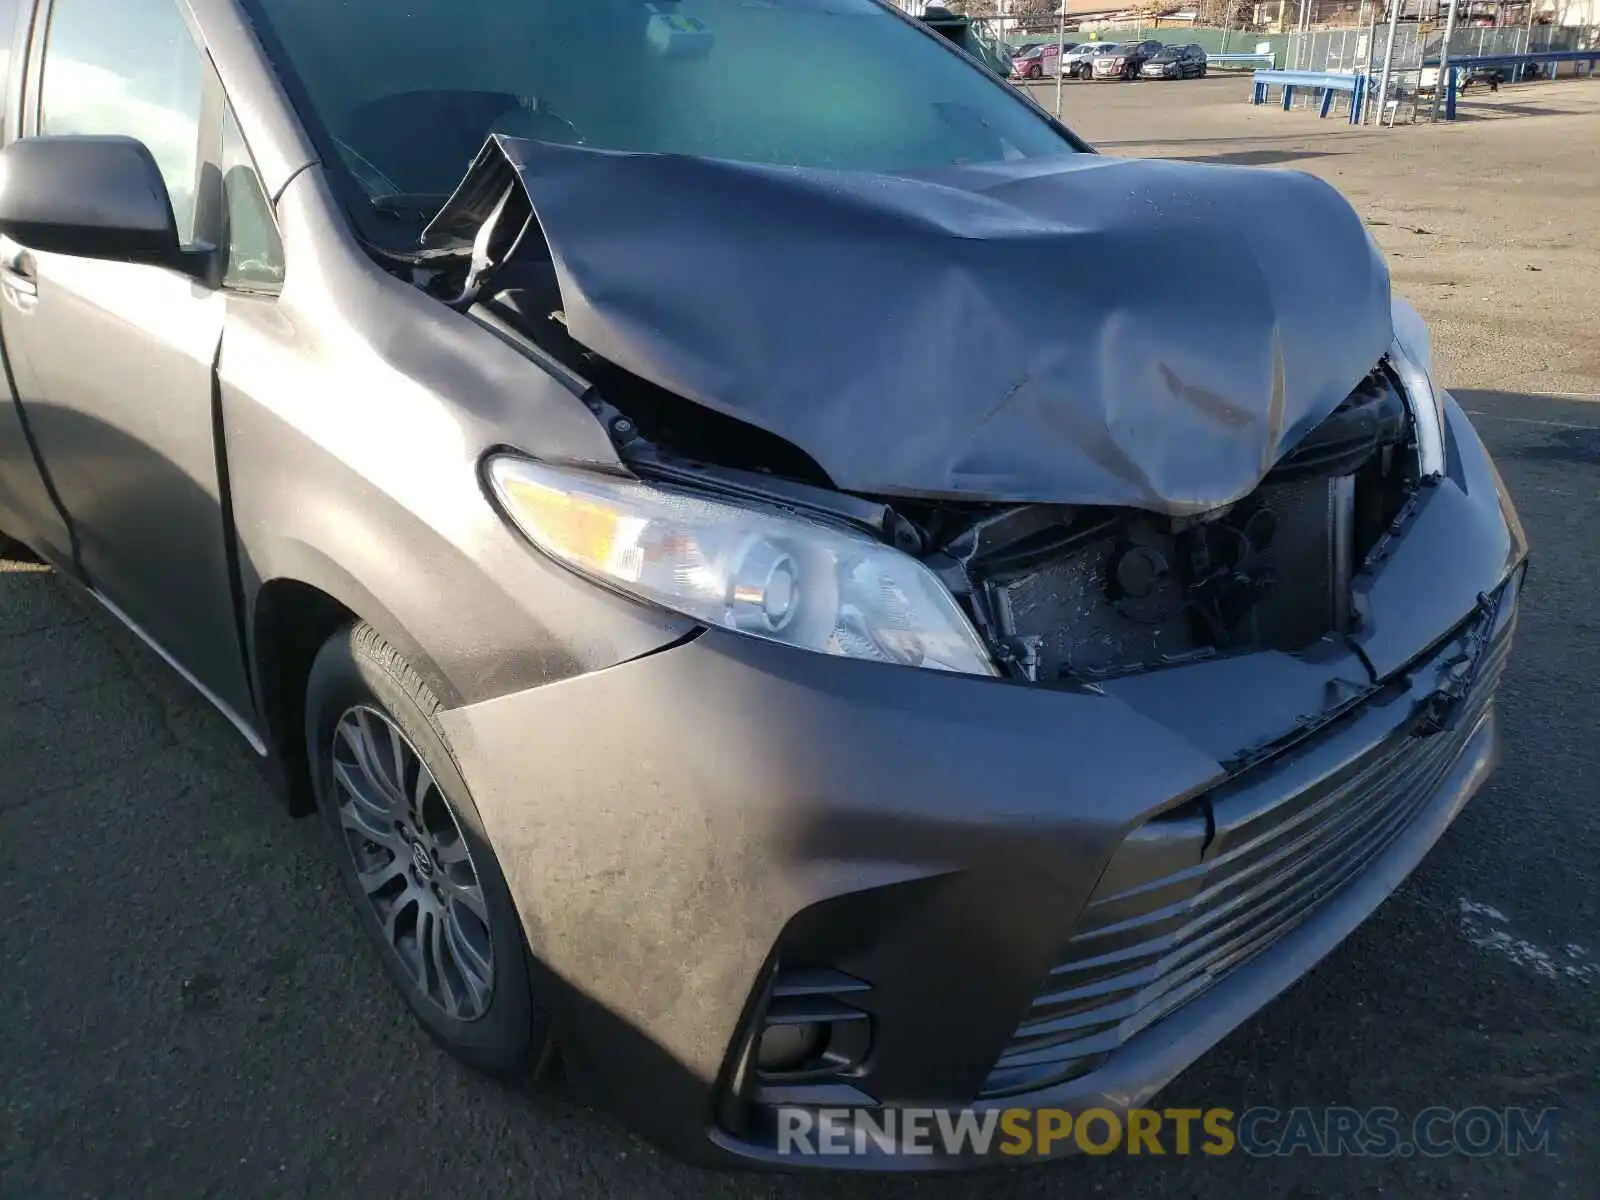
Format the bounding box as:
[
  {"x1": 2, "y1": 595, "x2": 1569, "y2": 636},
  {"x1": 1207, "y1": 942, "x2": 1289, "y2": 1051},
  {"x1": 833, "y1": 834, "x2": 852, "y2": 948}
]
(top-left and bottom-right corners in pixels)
[
  {"x1": 952, "y1": 1, "x2": 1063, "y2": 18},
  {"x1": 1196, "y1": 0, "x2": 1255, "y2": 24}
]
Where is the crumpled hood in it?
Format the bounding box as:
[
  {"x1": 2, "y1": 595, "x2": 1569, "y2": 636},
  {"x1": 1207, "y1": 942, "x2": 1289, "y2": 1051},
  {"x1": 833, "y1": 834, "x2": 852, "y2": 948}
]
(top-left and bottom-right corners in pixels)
[{"x1": 434, "y1": 137, "x2": 1392, "y2": 514}]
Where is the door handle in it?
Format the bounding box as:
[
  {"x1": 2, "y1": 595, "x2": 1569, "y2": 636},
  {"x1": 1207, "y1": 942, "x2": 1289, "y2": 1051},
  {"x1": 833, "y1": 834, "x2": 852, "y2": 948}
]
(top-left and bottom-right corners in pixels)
[{"x1": 0, "y1": 242, "x2": 37, "y2": 308}]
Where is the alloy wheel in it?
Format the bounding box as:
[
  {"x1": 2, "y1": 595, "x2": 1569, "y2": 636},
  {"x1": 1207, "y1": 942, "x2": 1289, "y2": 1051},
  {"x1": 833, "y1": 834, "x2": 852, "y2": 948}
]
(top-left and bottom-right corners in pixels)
[{"x1": 329, "y1": 705, "x2": 495, "y2": 1021}]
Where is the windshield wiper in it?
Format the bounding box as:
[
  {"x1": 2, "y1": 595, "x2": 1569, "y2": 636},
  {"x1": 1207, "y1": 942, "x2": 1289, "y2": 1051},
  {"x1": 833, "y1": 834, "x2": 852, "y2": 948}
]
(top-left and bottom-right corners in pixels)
[{"x1": 369, "y1": 192, "x2": 453, "y2": 222}]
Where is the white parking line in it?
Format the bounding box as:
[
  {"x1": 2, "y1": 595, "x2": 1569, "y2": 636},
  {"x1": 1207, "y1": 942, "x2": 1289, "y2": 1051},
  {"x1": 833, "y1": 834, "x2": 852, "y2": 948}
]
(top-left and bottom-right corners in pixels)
[
  {"x1": 1465, "y1": 411, "x2": 1600, "y2": 431},
  {"x1": 1458, "y1": 898, "x2": 1597, "y2": 984}
]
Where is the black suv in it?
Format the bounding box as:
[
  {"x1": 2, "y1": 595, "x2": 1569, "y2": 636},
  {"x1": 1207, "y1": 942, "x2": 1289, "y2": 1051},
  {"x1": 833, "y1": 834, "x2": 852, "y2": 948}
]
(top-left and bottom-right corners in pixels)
[{"x1": 1140, "y1": 43, "x2": 1208, "y2": 79}]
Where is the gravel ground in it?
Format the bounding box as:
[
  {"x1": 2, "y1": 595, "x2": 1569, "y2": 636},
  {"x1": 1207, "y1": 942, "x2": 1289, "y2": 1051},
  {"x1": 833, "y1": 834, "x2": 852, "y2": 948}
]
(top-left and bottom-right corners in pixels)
[
  {"x1": 1041, "y1": 73, "x2": 1600, "y2": 395},
  {"x1": 3, "y1": 73, "x2": 1598, "y2": 1200}
]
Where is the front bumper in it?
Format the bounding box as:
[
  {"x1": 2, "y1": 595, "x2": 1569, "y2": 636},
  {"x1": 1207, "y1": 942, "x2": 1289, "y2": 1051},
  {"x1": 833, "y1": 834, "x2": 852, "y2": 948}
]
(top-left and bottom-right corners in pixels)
[{"x1": 438, "y1": 396, "x2": 1526, "y2": 1169}]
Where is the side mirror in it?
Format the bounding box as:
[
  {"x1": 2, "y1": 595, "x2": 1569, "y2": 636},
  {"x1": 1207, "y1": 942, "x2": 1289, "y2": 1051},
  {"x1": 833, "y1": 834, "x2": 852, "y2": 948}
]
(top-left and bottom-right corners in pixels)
[{"x1": 0, "y1": 135, "x2": 206, "y2": 275}]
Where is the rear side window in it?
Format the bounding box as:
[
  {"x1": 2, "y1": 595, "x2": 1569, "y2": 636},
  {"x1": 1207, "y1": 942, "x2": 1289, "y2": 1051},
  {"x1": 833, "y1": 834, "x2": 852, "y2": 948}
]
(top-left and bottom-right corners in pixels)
[{"x1": 38, "y1": 0, "x2": 204, "y2": 242}]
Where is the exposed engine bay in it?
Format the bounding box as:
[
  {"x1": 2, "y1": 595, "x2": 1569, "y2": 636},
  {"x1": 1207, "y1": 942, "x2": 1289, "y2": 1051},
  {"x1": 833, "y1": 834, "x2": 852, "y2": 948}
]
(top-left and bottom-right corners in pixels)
[{"x1": 918, "y1": 368, "x2": 1413, "y2": 682}]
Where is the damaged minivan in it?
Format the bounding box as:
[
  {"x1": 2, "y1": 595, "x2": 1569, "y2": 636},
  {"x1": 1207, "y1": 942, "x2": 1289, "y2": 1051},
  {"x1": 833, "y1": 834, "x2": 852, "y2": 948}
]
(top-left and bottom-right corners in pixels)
[{"x1": 0, "y1": 0, "x2": 1527, "y2": 1169}]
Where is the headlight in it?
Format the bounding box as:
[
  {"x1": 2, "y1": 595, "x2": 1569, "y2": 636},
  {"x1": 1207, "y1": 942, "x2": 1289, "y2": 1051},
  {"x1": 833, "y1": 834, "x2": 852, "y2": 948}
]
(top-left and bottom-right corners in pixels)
[
  {"x1": 488, "y1": 456, "x2": 998, "y2": 677},
  {"x1": 1390, "y1": 296, "x2": 1447, "y2": 478}
]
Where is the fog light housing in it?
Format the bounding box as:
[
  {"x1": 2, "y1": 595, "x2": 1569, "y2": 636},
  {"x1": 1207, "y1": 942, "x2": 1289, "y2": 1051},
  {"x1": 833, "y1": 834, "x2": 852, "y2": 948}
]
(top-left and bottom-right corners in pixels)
[
  {"x1": 755, "y1": 1020, "x2": 825, "y2": 1072},
  {"x1": 719, "y1": 965, "x2": 876, "y2": 1137}
]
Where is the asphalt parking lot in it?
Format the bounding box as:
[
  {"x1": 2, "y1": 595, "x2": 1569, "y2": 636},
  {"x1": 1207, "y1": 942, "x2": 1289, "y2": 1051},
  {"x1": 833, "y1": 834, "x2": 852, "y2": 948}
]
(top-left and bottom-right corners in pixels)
[{"x1": 4, "y1": 74, "x2": 1598, "y2": 1199}]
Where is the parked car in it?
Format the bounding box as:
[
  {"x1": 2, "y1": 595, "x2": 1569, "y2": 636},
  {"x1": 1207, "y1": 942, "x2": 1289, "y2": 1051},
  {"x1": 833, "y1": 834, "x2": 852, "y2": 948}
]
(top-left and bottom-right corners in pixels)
[
  {"x1": 0, "y1": 0, "x2": 1527, "y2": 1173},
  {"x1": 1010, "y1": 42, "x2": 1050, "y2": 79},
  {"x1": 1092, "y1": 39, "x2": 1165, "y2": 80},
  {"x1": 1061, "y1": 40, "x2": 1109, "y2": 78},
  {"x1": 1010, "y1": 40, "x2": 1073, "y2": 79},
  {"x1": 1140, "y1": 43, "x2": 1208, "y2": 79}
]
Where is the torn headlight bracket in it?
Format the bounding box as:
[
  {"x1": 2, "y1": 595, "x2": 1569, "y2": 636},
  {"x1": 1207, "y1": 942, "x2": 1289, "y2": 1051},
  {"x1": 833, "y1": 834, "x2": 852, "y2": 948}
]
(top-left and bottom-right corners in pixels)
[
  {"x1": 627, "y1": 446, "x2": 925, "y2": 555},
  {"x1": 415, "y1": 137, "x2": 540, "y2": 311}
]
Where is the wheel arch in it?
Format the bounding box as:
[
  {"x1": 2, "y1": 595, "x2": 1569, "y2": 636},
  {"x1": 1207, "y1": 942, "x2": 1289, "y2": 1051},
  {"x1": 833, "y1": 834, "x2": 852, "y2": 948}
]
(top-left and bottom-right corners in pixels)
[{"x1": 250, "y1": 557, "x2": 458, "y2": 816}]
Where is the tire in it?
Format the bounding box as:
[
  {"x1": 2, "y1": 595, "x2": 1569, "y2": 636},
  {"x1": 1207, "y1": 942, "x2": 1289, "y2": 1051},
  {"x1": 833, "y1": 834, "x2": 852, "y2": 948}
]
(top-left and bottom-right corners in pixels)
[
  {"x1": 1026, "y1": 64, "x2": 1042, "y2": 79},
  {"x1": 1199, "y1": 65, "x2": 1208, "y2": 78},
  {"x1": 306, "y1": 620, "x2": 551, "y2": 1076},
  {"x1": 0, "y1": 528, "x2": 35, "y2": 561}
]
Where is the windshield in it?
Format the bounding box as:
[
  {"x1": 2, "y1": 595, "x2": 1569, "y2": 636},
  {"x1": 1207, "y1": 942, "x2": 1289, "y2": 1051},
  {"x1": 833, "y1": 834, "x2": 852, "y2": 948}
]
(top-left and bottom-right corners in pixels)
[{"x1": 241, "y1": 0, "x2": 1074, "y2": 202}]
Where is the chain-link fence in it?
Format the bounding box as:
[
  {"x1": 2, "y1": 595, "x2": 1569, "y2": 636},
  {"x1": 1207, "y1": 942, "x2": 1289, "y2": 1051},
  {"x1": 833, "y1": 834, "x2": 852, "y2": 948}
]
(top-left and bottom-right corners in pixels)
[
  {"x1": 1279, "y1": 23, "x2": 1598, "y2": 123},
  {"x1": 1290, "y1": 20, "x2": 1597, "y2": 73}
]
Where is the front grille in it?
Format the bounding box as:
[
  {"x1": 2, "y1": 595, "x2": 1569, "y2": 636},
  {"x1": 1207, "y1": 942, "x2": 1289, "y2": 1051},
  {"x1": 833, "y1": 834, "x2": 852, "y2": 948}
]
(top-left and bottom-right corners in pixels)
[{"x1": 982, "y1": 604, "x2": 1513, "y2": 1098}]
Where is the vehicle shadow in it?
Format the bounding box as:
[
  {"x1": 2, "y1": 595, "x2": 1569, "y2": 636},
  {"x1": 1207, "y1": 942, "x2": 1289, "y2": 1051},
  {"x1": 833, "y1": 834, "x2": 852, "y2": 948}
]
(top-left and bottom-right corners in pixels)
[
  {"x1": 1173, "y1": 148, "x2": 1343, "y2": 167},
  {"x1": 1444, "y1": 102, "x2": 1574, "y2": 122},
  {"x1": 1096, "y1": 131, "x2": 1362, "y2": 149}
]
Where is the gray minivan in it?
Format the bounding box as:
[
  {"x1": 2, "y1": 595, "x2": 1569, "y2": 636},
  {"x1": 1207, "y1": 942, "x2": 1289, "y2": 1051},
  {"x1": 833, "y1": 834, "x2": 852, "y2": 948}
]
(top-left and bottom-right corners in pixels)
[{"x1": 0, "y1": 0, "x2": 1526, "y2": 1171}]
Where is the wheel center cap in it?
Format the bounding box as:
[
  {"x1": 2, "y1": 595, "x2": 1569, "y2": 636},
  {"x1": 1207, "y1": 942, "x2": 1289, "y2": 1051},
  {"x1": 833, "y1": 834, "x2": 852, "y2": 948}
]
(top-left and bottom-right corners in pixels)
[{"x1": 411, "y1": 841, "x2": 434, "y2": 878}]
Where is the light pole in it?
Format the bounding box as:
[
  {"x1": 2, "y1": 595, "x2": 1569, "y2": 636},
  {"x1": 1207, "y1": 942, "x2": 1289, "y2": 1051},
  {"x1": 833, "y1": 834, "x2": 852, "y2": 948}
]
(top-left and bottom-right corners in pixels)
[
  {"x1": 1523, "y1": 0, "x2": 1540, "y2": 79},
  {"x1": 1055, "y1": 2, "x2": 1067, "y2": 119},
  {"x1": 1430, "y1": 0, "x2": 1460, "y2": 121},
  {"x1": 1295, "y1": 0, "x2": 1312, "y2": 66},
  {"x1": 1374, "y1": 0, "x2": 1403, "y2": 124}
]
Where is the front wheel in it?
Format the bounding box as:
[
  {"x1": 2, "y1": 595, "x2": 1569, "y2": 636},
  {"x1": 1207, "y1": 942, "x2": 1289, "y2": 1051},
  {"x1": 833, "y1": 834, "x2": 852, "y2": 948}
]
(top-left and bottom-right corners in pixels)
[
  {"x1": 1026, "y1": 64, "x2": 1042, "y2": 79},
  {"x1": 306, "y1": 621, "x2": 552, "y2": 1075},
  {"x1": 0, "y1": 527, "x2": 35, "y2": 562}
]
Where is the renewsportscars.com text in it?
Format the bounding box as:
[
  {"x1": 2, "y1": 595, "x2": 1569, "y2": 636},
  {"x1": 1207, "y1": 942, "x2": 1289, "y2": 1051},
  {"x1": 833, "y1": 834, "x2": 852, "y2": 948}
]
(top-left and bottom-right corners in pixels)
[{"x1": 776, "y1": 1105, "x2": 1562, "y2": 1159}]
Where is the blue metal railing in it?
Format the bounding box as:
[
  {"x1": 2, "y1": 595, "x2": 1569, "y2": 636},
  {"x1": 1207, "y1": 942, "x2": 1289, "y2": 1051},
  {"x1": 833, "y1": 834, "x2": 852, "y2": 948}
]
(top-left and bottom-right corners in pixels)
[
  {"x1": 1251, "y1": 69, "x2": 1368, "y2": 125},
  {"x1": 1426, "y1": 50, "x2": 1600, "y2": 119},
  {"x1": 1210, "y1": 51, "x2": 1277, "y2": 71}
]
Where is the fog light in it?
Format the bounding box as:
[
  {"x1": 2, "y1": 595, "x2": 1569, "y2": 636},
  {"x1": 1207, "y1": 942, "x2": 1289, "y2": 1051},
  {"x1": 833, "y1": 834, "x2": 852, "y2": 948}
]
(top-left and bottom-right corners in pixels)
[{"x1": 756, "y1": 1020, "x2": 824, "y2": 1071}]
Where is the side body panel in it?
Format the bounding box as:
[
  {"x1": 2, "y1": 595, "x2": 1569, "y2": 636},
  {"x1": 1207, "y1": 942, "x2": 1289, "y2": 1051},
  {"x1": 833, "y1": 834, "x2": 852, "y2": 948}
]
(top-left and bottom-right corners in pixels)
[
  {"x1": 220, "y1": 167, "x2": 696, "y2": 710},
  {"x1": 0, "y1": 0, "x2": 77, "y2": 565},
  {"x1": 0, "y1": 0, "x2": 254, "y2": 717}
]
